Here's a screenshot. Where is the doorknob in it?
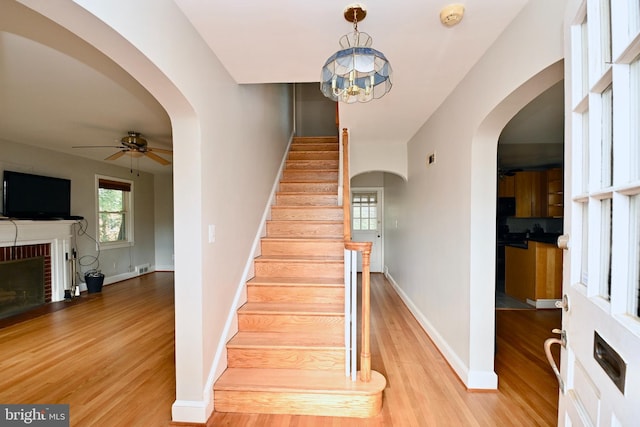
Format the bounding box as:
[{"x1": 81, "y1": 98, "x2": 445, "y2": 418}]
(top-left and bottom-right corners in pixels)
[
  {"x1": 557, "y1": 234, "x2": 569, "y2": 250},
  {"x1": 555, "y1": 294, "x2": 569, "y2": 312},
  {"x1": 544, "y1": 329, "x2": 566, "y2": 393}
]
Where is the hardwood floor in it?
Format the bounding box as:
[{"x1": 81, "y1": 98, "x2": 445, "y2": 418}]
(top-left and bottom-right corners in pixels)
[
  {"x1": 0, "y1": 272, "x2": 176, "y2": 427},
  {"x1": 0, "y1": 272, "x2": 561, "y2": 426}
]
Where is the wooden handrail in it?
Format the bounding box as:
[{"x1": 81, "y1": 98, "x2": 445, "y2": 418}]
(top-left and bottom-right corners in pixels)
[
  {"x1": 342, "y1": 128, "x2": 373, "y2": 383},
  {"x1": 342, "y1": 128, "x2": 351, "y2": 242}
]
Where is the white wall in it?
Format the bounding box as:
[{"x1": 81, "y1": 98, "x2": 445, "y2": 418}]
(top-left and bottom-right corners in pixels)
[
  {"x1": 295, "y1": 83, "x2": 337, "y2": 137},
  {"x1": 352, "y1": 171, "x2": 385, "y2": 187},
  {"x1": 382, "y1": 0, "x2": 566, "y2": 389},
  {"x1": 154, "y1": 173, "x2": 174, "y2": 271},
  {"x1": 0, "y1": 139, "x2": 158, "y2": 281},
  {"x1": 18, "y1": 0, "x2": 294, "y2": 423}
]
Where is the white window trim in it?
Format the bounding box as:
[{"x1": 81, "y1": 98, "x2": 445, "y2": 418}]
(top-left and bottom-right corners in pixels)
[{"x1": 95, "y1": 174, "x2": 134, "y2": 250}]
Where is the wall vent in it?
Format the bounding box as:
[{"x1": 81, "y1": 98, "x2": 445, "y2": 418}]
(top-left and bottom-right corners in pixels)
[{"x1": 135, "y1": 264, "x2": 150, "y2": 275}]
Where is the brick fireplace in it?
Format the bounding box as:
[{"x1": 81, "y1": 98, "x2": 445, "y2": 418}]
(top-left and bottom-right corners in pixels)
[{"x1": 0, "y1": 244, "x2": 52, "y2": 299}]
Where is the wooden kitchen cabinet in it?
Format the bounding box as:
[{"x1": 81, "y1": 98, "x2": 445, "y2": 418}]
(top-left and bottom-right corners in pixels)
[
  {"x1": 546, "y1": 167, "x2": 564, "y2": 217},
  {"x1": 505, "y1": 241, "x2": 563, "y2": 305},
  {"x1": 514, "y1": 171, "x2": 546, "y2": 217},
  {"x1": 498, "y1": 175, "x2": 515, "y2": 197}
]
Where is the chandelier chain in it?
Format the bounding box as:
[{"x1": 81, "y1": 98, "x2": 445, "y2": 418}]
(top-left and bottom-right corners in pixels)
[{"x1": 352, "y1": 8, "x2": 359, "y2": 33}]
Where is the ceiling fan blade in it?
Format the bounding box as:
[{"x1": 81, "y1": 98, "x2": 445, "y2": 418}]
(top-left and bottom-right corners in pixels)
[
  {"x1": 144, "y1": 151, "x2": 171, "y2": 165},
  {"x1": 147, "y1": 147, "x2": 173, "y2": 155},
  {"x1": 105, "y1": 150, "x2": 127, "y2": 161},
  {"x1": 73, "y1": 145, "x2": 123, "y2": 149}
]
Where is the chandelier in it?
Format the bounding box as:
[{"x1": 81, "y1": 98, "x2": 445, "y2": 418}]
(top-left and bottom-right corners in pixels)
[{"x1": 320, "y1": 4, "x2": 392, "y2": 104}]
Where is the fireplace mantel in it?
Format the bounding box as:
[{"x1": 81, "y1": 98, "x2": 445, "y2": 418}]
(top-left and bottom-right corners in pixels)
[{"x1": 0, "y1": 220, "x2": 76, "y2": 302}]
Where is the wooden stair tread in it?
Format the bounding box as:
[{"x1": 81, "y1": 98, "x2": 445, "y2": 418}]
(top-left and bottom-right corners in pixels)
[
  {"x1": 239, "y1": 302, "x2": 343, "y2": 315},
  {"x1": 248, "y1": 276, "x2": 343, "y2": 286},
  {"x1": 215, "y1": 368, "x2": 386, "y2": 395},
  {"x1": 228, "y1": 331, "x2": 343, "y2": 348},
  {"x1": 256, "y1": 254, "x2": 343, "y2": 262}
]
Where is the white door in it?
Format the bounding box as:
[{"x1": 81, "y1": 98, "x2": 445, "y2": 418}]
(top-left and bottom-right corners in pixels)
[
  {"x1": 351, "y1": 189, "x2": 383, "y2": 273},
  {"x1": 554, "y1": 2, "x2": 640, "y2": 426}
]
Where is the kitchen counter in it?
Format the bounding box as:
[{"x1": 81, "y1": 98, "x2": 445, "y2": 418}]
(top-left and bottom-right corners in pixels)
[
  {"x1": 504, "y1": 240, "x2": 563, "y2": 308},
  {"x1": 500, "y1": 233, "x2": 560, "y2": 249}
]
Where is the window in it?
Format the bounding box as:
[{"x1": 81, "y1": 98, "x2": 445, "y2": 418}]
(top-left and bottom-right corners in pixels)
[
  {"x1": 97, "y1": 176, "x2": 133, "y2": 247},
  {"x1": 352, "y1": 192, "x2": 378, "y2": 231}
]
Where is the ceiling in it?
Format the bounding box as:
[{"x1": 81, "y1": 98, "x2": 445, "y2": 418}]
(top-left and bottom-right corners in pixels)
[{"x1": 0, "y1": 1, "x2": 563, "y2": 175}]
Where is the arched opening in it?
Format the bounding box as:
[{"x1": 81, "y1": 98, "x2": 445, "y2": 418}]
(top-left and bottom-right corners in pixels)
[
  {"x1": 470, "y1": 60, "x2": 564, "y2": 392},
  {"x1": 350, "y1": 171, "x2": 408, "y2": 273}
]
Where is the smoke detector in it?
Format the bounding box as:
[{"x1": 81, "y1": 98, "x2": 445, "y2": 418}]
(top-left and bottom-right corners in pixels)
[{"x1": 440, "y1": 4, "x2": 465, "y2": 27}]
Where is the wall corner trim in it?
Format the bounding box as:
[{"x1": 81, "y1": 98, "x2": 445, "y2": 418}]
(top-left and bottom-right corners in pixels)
[{"x1": 171, "y1": 399, "x2": 211, "y2": 424}]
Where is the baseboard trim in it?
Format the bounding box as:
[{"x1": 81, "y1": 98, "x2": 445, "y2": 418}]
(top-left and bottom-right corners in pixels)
[
  {"x1": 171, "y1": 400, "x2": 209, "y2": 425},
  {"x1": 527, "y1": 298, "x2": 560, "y2": 309},
  {"x1": 384, "y1": 271, "x2": 497, "y2": 390}
]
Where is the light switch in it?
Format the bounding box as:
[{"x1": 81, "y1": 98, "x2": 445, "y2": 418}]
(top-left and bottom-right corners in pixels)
[{"x1": 208, "y1": 224, "x2": 216, "y2": 243}]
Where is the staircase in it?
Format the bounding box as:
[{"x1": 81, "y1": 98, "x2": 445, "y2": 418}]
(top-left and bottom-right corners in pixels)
[{"x1": 213, "y1": 136, "x2": 385, "y2": 418}]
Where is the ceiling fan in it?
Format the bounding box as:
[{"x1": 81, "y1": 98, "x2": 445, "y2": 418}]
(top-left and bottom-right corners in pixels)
[{"x1": 73, "y1": 131, "x2": 172, "y2": 165}]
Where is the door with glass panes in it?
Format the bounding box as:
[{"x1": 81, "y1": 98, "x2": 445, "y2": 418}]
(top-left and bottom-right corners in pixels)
[
  {"x1": 555, "y1": 2, "x2": 640, "y2": 425},
  {"x1": 351, "y1": 189, "x2": 383, "y2": 272}
]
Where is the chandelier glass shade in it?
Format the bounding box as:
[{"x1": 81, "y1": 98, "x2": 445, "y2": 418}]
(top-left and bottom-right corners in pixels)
[{"x1": 320, "y1": 8, "x2": 392, "y2": 103}]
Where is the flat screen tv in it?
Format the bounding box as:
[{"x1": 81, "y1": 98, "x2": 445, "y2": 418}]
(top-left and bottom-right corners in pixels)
[{"x1": 3, "y1": 171, "x2": 71, "y2": 219}]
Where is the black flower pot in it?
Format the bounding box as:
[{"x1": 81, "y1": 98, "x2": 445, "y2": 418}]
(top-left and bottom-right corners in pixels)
[{"x1": 85, "y1": 272, "x2": 105, "y2": 293}]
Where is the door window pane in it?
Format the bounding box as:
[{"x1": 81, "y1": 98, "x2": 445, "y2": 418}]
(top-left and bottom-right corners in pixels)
[
  {"x1": 582, "y1": 111, "x2": 590, "y2": 193},
  {"x1": 600, "y1": 198, "x2": 612, "y2": 299},
  {"x1": 631, "y1": 58, "x2": 640, "y2": 180},
  {"x1": 581, "y1": 202, "x2": 589, "y2": 285},
  {"x1": 631, "y1": 194, "x2": 640, "y2": 318},
  {"x1": 601, "y1": 85, "x2": 613, "y2": 187},
  {"x1": 352, "y1": 193, "x2": 377, "y2": 231}
]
